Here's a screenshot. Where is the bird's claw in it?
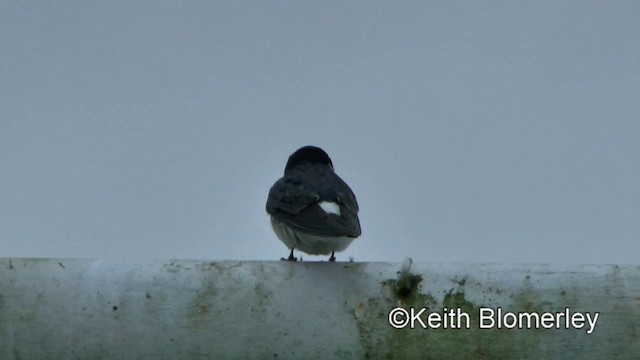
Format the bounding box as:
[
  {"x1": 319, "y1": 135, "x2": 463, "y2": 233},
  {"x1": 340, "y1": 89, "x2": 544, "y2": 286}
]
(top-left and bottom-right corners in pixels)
[{"x1": 281, "y1": 249, "x2": 298, "y2": 261}]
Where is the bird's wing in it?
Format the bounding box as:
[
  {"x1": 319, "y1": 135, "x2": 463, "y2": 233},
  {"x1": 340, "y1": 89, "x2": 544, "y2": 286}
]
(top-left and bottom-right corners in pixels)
[
  {"x1": 266, "y1": 174, "x2": 360, "y2": 238},
  {"x1": 266, "y1": 175, "x2": 319, "y2": 215}
]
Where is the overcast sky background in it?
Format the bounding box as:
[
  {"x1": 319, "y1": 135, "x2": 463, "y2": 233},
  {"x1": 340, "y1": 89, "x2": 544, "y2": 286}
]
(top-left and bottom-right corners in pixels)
[{"x1": 1, "y1": 1, "x2": 638, "y2": 264}]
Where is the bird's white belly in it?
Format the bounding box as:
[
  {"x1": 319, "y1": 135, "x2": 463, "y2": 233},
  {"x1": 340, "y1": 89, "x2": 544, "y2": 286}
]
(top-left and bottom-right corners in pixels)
[{"x1": 270, "y1": 217, "x2": 354, "y2": 255}]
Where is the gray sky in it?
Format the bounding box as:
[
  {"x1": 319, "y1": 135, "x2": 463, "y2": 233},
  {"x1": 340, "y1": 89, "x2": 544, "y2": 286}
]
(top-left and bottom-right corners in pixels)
[{"x1": 1, "y1": 1, "x2": 639, "y2": 264}]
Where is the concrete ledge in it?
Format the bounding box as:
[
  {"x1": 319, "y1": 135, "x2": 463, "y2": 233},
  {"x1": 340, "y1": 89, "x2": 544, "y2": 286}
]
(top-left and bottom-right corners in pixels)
[{"x1": 1, "y1": 258, "x2": 638, "y2": 359}]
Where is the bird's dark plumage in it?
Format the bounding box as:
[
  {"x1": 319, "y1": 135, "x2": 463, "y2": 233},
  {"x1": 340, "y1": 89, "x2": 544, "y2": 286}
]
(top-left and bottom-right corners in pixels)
[{"x1": 266, "y1": 146, "x2": 361, "y2": 260}]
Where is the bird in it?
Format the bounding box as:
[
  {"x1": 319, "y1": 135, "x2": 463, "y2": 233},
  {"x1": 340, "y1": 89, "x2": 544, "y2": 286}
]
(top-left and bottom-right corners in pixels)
[{"x1": 266, "y1": 146, "x2": 361, "y2": 262}]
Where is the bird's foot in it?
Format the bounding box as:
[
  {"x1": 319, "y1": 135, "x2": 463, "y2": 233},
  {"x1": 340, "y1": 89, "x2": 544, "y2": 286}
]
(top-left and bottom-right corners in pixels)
[{"x1": 281, "y1": 249, "x2": 298, "y2": 261}]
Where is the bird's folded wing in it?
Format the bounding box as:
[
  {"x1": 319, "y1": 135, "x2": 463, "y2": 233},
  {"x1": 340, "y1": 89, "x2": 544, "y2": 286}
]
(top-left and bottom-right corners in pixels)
[
  {"x1": 277, "y1": 204, "x2": 360, "y2": 238},
  {"x1": 266, "y1": 177, "x2": 319, "y2": 215},
  {"x1": 267, "y1": 178, "x2": 361, "y2": 238}
]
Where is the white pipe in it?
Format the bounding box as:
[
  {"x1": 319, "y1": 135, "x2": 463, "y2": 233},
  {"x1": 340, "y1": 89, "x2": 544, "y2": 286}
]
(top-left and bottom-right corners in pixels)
[{"x1": 1, "y1": 258, "x2": 638, "y2": 359}]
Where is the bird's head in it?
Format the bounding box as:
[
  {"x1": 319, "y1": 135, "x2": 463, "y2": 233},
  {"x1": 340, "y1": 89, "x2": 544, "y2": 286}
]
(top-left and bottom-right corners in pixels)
[{"x1": 285, "y1": 145, "x2": 334, "y2": 172}]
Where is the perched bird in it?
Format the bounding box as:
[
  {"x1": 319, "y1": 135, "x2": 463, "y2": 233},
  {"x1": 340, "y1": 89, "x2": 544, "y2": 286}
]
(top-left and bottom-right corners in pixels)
[{"x1": 266, "y1": 146, "x2": 361, "y2": 261}]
